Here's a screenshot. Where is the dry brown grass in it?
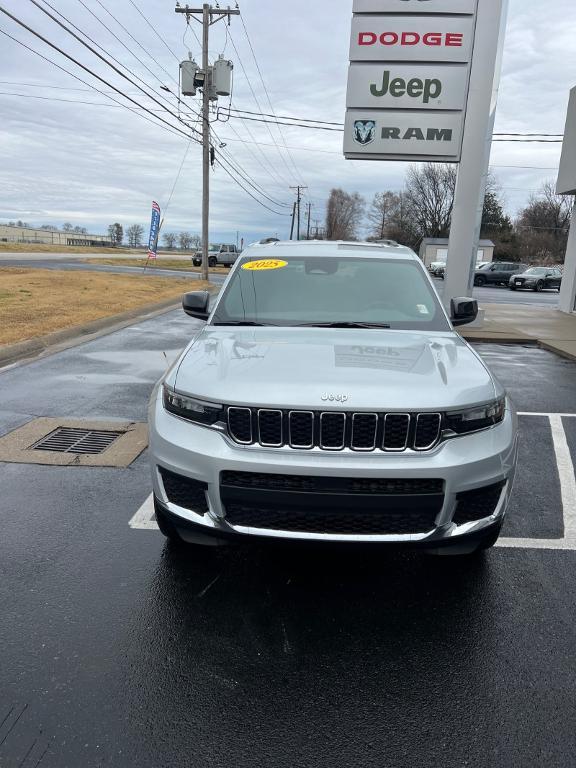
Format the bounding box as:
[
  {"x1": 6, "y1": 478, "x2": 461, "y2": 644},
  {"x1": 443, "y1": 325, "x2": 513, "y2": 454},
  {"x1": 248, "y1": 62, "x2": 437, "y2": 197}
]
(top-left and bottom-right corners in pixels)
[
  {"x1": 0, "y1": 268, "x2": 209, "y2": 345},
  {"x1": 83, "y1": 257, "x2": 230, "y2": 274}
]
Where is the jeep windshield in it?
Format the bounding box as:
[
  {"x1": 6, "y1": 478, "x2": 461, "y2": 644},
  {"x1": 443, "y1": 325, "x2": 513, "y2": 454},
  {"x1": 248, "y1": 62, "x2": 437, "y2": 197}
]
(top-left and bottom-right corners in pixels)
[{"x1": 210, "y1": 255, "x2": 451, "y2": 331}]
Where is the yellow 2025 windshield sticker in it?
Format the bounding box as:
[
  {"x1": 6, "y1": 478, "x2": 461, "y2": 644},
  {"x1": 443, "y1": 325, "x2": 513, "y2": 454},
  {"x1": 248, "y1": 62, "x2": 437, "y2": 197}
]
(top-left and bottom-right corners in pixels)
[{"x1": 241, "y1": 259, "x2": 287, "y2": 271}]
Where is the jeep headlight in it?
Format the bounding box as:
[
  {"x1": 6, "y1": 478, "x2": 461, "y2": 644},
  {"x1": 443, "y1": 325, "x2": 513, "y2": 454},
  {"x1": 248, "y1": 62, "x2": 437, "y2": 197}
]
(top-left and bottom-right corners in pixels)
[
  {"x1": 445, "y1": 397, "x2": 505, "y2": 435},
  {"x1": 162, "y1": 385, "x2": 224, "y2": 426}
]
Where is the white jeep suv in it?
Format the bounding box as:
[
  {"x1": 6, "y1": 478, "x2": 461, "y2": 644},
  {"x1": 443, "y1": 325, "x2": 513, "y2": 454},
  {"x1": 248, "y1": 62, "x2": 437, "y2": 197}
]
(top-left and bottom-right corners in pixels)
[{"x1": 149, "y1": 240, "x2": 518, "y2": 555}]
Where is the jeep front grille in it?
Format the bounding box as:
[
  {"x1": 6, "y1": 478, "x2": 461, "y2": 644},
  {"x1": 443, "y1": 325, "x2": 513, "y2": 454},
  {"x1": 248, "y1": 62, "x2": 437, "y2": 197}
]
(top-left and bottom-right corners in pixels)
[{"x1": 227, "y1": 407, "x2": 442, "y2": 453}]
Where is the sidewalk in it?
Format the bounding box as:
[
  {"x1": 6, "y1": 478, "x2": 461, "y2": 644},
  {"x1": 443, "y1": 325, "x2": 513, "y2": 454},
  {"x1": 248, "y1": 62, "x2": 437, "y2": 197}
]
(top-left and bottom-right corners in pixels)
[{"x1": 461, "y1": 303, "x2": 576, "y2": 361}]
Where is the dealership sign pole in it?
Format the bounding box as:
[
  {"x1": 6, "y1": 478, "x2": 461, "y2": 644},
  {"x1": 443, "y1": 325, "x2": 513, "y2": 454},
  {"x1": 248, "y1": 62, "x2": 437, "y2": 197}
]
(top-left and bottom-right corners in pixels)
[
  {"x1": 345, "y1": 0, "x2": 509, "y2": 304},
  {"x1": 556, "y1": 86, "x2": 576, "y2": 314}
]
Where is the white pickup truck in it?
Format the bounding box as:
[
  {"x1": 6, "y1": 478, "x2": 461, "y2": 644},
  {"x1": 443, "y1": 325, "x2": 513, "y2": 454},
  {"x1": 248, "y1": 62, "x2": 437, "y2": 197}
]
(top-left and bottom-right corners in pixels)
[{"x1": 192, "y1": 244, "x2": 240, "y2": 268}]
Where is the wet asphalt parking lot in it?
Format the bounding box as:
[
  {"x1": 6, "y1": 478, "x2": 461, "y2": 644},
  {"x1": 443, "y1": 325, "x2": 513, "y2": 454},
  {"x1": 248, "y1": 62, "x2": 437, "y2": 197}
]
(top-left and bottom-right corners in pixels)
[{"x1": 1, "y1": 312, "x2": 576, "y2": 767}]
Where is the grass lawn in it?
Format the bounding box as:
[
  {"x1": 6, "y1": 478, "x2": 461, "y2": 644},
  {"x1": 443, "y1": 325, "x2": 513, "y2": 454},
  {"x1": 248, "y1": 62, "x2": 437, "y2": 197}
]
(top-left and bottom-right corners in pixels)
[{"x1": 0, "y1": 267, "x2": 209, "y2": 346}]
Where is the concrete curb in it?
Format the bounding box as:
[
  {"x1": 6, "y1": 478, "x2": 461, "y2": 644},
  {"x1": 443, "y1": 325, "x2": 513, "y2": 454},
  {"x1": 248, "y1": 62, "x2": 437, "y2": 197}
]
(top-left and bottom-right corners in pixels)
[{"x1": 0, "y1": 286, "x2": 220, "y2": 370}]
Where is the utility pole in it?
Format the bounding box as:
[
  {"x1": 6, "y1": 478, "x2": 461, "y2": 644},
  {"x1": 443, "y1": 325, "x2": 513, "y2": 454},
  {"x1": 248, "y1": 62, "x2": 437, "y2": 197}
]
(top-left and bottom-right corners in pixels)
[
  {"x1": 306, "y1": 202, "x2": 311, "y2": 240},
  {"x1": 289, "y1": 202, "x2": 297, "y2": 240},
  {"x1": 175, "y1": 4, "x2": 239, "y2": 281},
  {"x1": 290, "y1": 185, "x2": 307, "y2": 241}
]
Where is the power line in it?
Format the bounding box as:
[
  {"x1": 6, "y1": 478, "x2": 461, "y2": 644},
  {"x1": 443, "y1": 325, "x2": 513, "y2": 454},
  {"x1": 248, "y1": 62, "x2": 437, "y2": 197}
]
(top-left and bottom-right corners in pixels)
[
  {"x1": 126, "y1": 0, "x2": 180, "y2": 63},
  {"x1": 238, "y1": 7, "x2": 306, "y2": 188},
  {"x1": 0, "y1": 20, "x2": 290, "y2": 217},
  {"x1": 24, "y1": 0, "x2": 190, "y2": 130},
  {"x1": 26, "y1": 3, "x2": 291, "y2": 210},
  {"x1": 65, "y1": 0, "x2": 180, "y2": 99},
  {"x1": 228, "y1": 106, "x2": 343, "y2": 127},
  {"x1": 0, "y1": 25, "x2": 194, "y2": 142},
  {"x1": 225, "y1": 28, "x2": 298, "y2": 186},
  {"x1": 91, "y1": 0, "x2": 177, "y2": 86}
]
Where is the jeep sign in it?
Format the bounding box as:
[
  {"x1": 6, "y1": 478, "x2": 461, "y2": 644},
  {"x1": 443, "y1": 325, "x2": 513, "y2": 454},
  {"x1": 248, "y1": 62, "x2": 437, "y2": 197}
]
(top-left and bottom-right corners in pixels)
[
  {"x1": 343, "y1": 111, "x2": 464, "y2": 160},
  {"x1": 353, "y1": 0, "x2": 476, "y2": 14},
  {"x1": 347, "y1": 63, "x2": 469, "y2": 110}
]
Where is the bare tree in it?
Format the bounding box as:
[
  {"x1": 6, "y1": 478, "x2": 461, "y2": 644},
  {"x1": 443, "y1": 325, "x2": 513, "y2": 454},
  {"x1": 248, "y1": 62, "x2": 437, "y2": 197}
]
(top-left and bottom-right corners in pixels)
[
  {"x1": 367, "y1": 192, "x2": 401, "y2": 240},
  {"x1": 516, "y1": 181, "x2": 572, "y2": 263},
  {"x1": 163, "y1": 232, "x2": 177, "y2": 249},
  {"x1": 325, "y1": 188, "x2": 365, "y2": 241},
  {"x1": 179, "y1": 231, "x2": 193, "y2": 250},
  {"x1": 62, "y1": 222, "x2": 74, "y2": 232},
  {"x1": 403, "y1": 164, "x2": 457, "y2": 240},
  {"x1": 127, "y1": 224, "x2": 145, "y2": 248},
  {"x1": 190, "y1": 234, "x2": 202, "y2": 250},
  {"x1": 107, "y1": 223, "x2": 123, "y2": 246}
]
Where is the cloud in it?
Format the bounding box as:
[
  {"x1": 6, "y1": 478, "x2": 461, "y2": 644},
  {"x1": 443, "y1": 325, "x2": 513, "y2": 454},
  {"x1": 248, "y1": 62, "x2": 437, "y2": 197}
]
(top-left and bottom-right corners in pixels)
[{"x1": 0, "y1": 0, "x2": 572, "y2": 241}]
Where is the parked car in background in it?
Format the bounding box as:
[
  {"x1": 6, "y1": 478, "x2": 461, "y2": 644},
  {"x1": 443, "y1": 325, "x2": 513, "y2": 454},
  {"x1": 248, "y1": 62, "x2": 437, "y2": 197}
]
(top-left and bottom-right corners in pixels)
[
  {"x1": 429, "y1": 261, "x2": 446, "y2": 277},
  {"x1": 474, "y1": 261, "x2": 527, "y2": 287},
  {"x1": 431, "y1": 261, "x2": 491, "y2": 281},
  {"x1": 192, "y1": 244, "x2": 240, "y2": 268},
  {"x1": 509, "y1": 267, "x2": 563, "y2": 292}
]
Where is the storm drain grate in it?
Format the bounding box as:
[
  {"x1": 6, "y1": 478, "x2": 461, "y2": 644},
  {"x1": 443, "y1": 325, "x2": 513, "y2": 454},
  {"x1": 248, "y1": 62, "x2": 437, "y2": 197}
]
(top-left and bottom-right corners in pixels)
[{"x1": 31, "y1": 427, "x2": 124, "y2": 455}]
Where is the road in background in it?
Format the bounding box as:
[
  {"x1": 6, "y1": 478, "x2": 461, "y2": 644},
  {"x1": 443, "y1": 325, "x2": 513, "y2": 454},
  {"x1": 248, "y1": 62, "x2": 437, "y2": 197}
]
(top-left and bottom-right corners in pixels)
[
  {"x1": 0, "y1": 257, "x2": 562, "y2": 306},
  {"x1": 1, "y1": 313, "x2": 576, "y2": 767},
  {"x1": 0, "y1": 258, "x2": 228, "y2": 284}
]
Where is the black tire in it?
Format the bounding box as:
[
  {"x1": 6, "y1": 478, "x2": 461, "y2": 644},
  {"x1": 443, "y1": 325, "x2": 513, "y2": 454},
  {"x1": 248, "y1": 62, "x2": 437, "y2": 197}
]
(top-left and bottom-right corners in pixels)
[
  {"x1": 509, "y1": 286, "x2": 516, "y2": 291},
  {"x1": 154, "y1": 498, "x2": 182, "y2": 542},
  {"x1": 475, "y1": 275, "x2": 487, "y2": 287},
  {"x1": 534, "y1": 280, "x2": 544, "y2": 292},
  {"x1": 208, "y1": 256, "x2": 217, "y2": 268},
  {"x1": 192, "y1": 258, "x2": 201, "y2": 267}
]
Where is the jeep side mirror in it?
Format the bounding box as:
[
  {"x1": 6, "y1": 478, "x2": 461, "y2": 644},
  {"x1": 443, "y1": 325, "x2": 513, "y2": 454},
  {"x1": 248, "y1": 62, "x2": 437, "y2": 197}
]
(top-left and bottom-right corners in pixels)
[
  {"x1": 451, "y1": 297, "x2": 478, "y2": 327},
  {"x1": 182, "y1": 291, "x2": 210, "y2": 320}
]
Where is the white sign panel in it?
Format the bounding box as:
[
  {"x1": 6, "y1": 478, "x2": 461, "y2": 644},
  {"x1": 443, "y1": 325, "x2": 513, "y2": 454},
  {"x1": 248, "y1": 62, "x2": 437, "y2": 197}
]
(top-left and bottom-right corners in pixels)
[
  {"x1": 347, "y1": 63, "x2": 469, "y2": 110},
  {"x1": 353, "y1": 0, "x2": 477, "y2": 14},
  {"x1": 350, "y1": 15, "x2": 475, "y2": 63},
  {"x1": 557, "y1": 86, "x2": 576, "y2": 195},
  {"x1": 343, "y1": 111, "x2": 464, "y2": 160}
]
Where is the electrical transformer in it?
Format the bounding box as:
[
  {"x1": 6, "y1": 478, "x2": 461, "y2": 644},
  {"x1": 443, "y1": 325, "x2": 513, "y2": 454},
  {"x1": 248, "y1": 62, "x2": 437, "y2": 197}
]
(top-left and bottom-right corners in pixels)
[
  {"x1": 180, "y1": 59, "x2": 199, "y2": 96},
  {"x1": 212, "y1": 55, "x2": 233, "y2": 97}
]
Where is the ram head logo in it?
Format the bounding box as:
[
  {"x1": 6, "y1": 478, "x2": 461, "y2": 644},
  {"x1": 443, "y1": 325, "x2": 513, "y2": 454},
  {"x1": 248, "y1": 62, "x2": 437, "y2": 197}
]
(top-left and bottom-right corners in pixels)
[{"x1": 353, "y1": 120, "x2": 376, "y2": 146}]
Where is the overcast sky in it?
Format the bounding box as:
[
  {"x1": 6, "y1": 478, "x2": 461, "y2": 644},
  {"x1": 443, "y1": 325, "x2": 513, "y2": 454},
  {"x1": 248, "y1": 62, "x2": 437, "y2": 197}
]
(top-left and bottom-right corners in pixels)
[{"x1": 0, "y1": 0, "x2": 574, "y2": 243}]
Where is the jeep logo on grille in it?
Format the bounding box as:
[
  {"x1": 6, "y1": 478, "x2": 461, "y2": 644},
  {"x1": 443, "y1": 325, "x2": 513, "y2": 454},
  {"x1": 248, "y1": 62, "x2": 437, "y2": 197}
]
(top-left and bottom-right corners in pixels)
[{"x1": 321, "y1": 393, "x2": 350, "y2": 403}]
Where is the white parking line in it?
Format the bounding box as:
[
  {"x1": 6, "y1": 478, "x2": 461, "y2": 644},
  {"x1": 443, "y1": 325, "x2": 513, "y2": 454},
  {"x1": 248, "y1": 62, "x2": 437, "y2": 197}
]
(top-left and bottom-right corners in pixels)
[
  {"x1": 129, "y1": 494, "x2": 157, "y2": 530},
  {"x1": 130, "y1": 412, "x2": 576, "y2": 551}
]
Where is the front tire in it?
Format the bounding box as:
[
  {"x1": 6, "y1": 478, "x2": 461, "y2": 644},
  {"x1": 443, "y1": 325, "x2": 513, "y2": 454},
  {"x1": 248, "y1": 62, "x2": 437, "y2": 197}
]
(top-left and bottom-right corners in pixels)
[
  {"x1": 475, "y1": 276, "x2": 486, "y2": 287},
  {"x1": 208, "y1": 256, "x2": 217, "y2": 268},
  {"x1": 509, "y1": 286, "x2": 516, "y2": 291},
  {"x1": 534, "y1": 281, "x2": 544, "y2": 292}
]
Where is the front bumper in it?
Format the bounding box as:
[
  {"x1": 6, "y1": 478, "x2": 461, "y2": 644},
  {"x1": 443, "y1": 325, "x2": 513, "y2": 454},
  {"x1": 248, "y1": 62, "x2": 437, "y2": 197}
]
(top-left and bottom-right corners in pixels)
[{"x1": 148, "y1": 390, "x2": 518, "y2": 546}]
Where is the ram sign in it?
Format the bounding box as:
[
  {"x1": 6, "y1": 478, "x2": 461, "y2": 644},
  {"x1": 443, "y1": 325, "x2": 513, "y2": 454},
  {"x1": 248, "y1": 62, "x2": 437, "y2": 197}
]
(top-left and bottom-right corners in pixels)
[{"x1": 345, "y1": 0, "x2": 479, "y2": 161}]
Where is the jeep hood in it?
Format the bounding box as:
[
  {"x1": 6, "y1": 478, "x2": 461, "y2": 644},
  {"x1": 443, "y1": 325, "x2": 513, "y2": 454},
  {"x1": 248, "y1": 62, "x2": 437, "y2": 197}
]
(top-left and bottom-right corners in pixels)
[{"x1": 170, "y1": 327, "x2": 497, "y2": 411}]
